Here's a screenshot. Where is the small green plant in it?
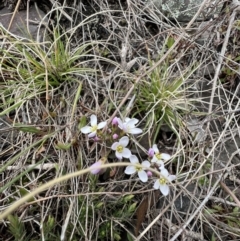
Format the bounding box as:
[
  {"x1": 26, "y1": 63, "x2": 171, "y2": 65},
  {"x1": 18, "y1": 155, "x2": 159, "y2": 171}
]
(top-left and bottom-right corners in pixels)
[
  {"x1": 8, "y1": 214, "x2": 27, "y2": 241},
  {"x1": 132, "y1": 36, "x2": 196, "y2": 142},
  {"x1": 75, "y1": 193, "x2": 137, "y2": 241},
  {"x1": 42, "y1": 215, "x2": 58, "y2": 241},
  {"x1": 0, "y1": 25, "x2": 93, "y2": 116},
  {"x1": 135, "y1": 57, "x2": 195, "y2": 142},
  {"x1": 204, "y1": 204, "x2": 240, "y2": 237}
]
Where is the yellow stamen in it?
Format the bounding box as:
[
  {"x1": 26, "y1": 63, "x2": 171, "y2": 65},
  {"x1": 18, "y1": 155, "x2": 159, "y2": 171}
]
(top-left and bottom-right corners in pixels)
[
  {"x1": 116, "y1": 145, "x2": 123, "y2": 153},
  {"x1": 159, "y1": 178, "x2": 167, "y2": 185},
  {"x1": 91, "y1": 125, "x2": 98, "y2": 132},
  {"x1": 155, "y1": 153, "x2": 161, "y2": 160}
]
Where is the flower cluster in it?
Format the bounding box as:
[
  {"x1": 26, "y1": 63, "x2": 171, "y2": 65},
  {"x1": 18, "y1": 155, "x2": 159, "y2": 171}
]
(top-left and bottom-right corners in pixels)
[{"x1": 81, "y1": 115, "x2": 176, "y2": 196}]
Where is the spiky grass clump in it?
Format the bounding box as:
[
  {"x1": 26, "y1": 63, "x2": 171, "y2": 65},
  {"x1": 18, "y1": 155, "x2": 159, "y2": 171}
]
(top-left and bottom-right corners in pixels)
[
  {"x1": 0, "y1": 25, "x2": 93, "y2": 116},
  {"x1": 135, "y1": 57, "x2": 194, "y2": 142}
]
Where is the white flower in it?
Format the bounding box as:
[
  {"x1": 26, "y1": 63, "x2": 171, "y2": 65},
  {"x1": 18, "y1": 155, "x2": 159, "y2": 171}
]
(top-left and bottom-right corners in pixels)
[
  {"x1": 151, "y1": 144, "x2": 171, "y2": 167},
  {"x1": 111, "y1": 136, "x2": 131, "y2": 159},
  {"x1": 81, "y1": 114, "x2": 107, "y2": 138},
  {"x1": 117, "y1": 117, "x2": 142, "y2": 134},
  {"x1": 125, "y1": 155, "x2": 150, "y2": 182},
  {"x1": 153, "y1": 168, "x2": 176, "y2": 196}
]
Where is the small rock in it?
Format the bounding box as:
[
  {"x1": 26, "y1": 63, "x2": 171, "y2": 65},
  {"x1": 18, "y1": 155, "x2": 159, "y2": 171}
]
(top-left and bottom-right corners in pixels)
[
  {"x1": 0, "y1": 4, "x2": 46, "y2": 40},
  {"x1": 186, "y1": 118, "x2": 206, "y2": 142},
  {"x1": 150, "y1": 0, "x2": 223, "y2": 22}
]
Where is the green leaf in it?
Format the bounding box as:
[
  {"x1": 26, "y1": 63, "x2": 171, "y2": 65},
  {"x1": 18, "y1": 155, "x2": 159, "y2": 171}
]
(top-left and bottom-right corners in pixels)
[
  {"x1": 71, "y1": 82, "x2": 83, "y2": 121},
  {"x1": 211, "y1": 233, "x2": 216, "y2": 241},
  {"x1": 0, "y1": 101, "x2": 24, "y2": 116},
  {"x1": 235, "y1": 56, "x2": 240, "y2": 61},
  {"x1": 55, "y1": 141, "x2": 72, "y2": 150},
  {"x1": 128, "y1": 202, "x2": 137, "y2": 213},
  {"x1": 14, "y1": 124, "x2": 43, "y2": 134},
  {"x1": 212, "y1": 205, "x2": 223, "y2": 212},
  {"x1": 204, "y1": 208, "x2": 218, "y2": 215},
  {"x1": 47, "y1": 215, "x2": 55, "y2": 228},
  {"x1": 78, "y1": 116, "x2": 87, "y2": 130},
  {"x1": 127, "y1": 232, "x2": 134, "y2": 241},
  {"x1": 113, "y1": 232, "x2": 121, "y2": 241},
  {"x1": 18, "y1": 187, "x2": 35, "y2": 202},
  {"x1": 95, "y1": 202, "x2": 104, "y2": 209},
  {"x1": 233, "y1": 207, "x2": 240, "y2": 213},
  {"x1": 123, "y1": 195, "x2": 134, "y2": 203},
  {"x1": 166, "y1": 36, "x2": 175, "y2": 49}
]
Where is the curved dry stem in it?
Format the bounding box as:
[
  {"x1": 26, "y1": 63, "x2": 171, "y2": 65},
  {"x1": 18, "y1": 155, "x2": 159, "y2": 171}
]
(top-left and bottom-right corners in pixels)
[{"x1": 0, "y1": 162, "x2": 161, "y2": 221}]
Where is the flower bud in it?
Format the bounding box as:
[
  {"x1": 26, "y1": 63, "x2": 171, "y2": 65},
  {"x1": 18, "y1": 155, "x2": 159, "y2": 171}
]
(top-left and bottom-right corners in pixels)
[
  {"x1": 112, "y1": 117, "x2": 119, "y2": 126},
  {"x1": 147, "y1": 171, "x2": 153, "y2": 177},
  {"x1": 112, "y1": 133, "x2": 118, "y2": 139},
  {"x1": 148, "y1": 148, "x2": 154, "y2": 158}
]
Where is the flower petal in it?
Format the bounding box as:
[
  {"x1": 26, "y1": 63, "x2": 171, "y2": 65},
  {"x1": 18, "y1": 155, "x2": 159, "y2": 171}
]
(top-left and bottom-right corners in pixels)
[
  {"x1": 119, "y1": 136, "x2": 129, "y2": 147},
  {"x1": 159, "y1": 164, "x2": 165, "y2": 170},
  {"x1": 111, "y1": 142, "x2": 119, "y2": 150},
  {"x1": 131, "y1": 118, "x2": 139, "y2": 124},
  {"x1": 156, "y1": 160, "x2": 164, "y2": 168},
  {"x1": 88, "y1": 132, "x2": 96, "y2": 138},
  {"x1": 90, "y1": 114, "x2": 97, "y2": 126},
  {"x1": 151, "y1": 156, "x2": 158, "y2": 163},
  {"x1": 129, "y1": 128, "x2": 142, "y2": 134},
  {"x1": 115, "y1": 151, "x2": 123, "y2": 159},
  {"x1": 160, "y1": 168, "x2": 169, "y2": 178},
  {"x1": 90, "y1": 161, "x2": 102, "y2": 174},
  {"x1": 126, "y1": 119, "x2": 138, "y2": 127},
  {"x1": 117, "y1": 118, "x2": 124, "y2": 129},
  {"x1": 138, "y1": 170, "x2": 148, "y2": 182},
  {"x1": 126, "y1": 118, "x2": 139, "y2": 125},
  {"x1": 129, "y1": 155, "x2": 139, "y2": 164},
  {"x1": 97, "y1": 121, "x2": 107, "y2": 129},
  {"x1": 153, "y1": 179, "x2": 160, "y2": 189},
  {"x1": 160, "y1": 184, "x2": 169, "y2": 196},
  {"x1": 161, "y1": 153, "x2": 171, "y2": 161},
  {"x1": 142, "y1": 160, "x2": 150, "y2": 168},
  {"x1": 152, "y1": 144, "x2": 159, "y2": 153},
  {"x1": 124, "y1": 117, "x2": 131, "y2": 123},
  {"x1": 168, "y1": 175, "x2": 176, "y2": 182},
  {"x1": 121, "y1": 123, "x2": 128, "y2": 133},
  {"x1": 125, "y1": 166, "x2": 136, "y2": 175},
  {"x1": 122, "y1": 148, "x2": 131, "y2": 158},
  {"x1": 80, "y1": 126, "x2": 92, "y2": 134}
]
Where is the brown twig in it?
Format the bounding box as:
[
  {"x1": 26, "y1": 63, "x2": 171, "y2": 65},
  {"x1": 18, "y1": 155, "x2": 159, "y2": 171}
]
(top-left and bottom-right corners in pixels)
[{"x1": 219, "y1": 180, "x2": 240, "y2": 208}]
